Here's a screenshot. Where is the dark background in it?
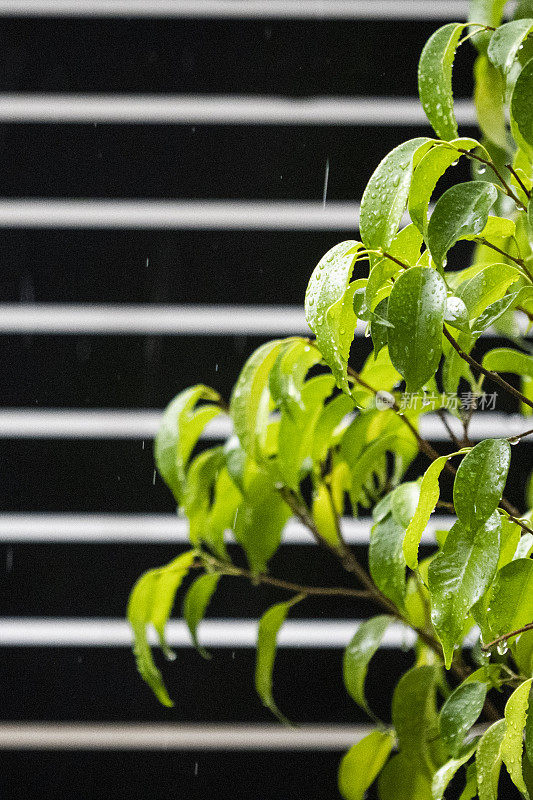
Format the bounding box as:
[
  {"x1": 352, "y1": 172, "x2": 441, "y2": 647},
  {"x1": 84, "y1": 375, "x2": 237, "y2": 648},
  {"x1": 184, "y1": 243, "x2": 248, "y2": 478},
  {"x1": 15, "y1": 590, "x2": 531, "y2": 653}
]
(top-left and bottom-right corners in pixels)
[{"x1": 0, "y1": 3, "x2": 527, "y2": 799}]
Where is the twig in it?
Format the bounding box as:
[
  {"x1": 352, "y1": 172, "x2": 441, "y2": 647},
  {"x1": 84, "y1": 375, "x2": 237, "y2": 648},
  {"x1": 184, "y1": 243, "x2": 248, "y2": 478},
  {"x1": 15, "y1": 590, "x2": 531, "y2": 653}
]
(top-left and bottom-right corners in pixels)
[
  {"x1": 475, "y1": 238, "x2": 533, "y2": 283},
  {"x1": 481, "y1": 622, "x2": 533, "y2": 651},
  {"x1": 456, "y1": 148, "x2": 524, "y2": 208},
  {"x1": 505, "y1": 163, "x2": 532, "y2": 200},
  {"x1": 443, "y1": 326, "x2": 533, "y2": 411},
  {"x1": 436, "y1": 408, "x2": 462, "y2": 448}
]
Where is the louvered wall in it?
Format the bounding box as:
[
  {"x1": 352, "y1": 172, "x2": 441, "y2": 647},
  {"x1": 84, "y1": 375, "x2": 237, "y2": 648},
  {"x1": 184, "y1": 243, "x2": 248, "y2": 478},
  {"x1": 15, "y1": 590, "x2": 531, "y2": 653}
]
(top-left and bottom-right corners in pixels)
[{"x1": 0, "y1": 2, "x2": 528, "y2": 798}]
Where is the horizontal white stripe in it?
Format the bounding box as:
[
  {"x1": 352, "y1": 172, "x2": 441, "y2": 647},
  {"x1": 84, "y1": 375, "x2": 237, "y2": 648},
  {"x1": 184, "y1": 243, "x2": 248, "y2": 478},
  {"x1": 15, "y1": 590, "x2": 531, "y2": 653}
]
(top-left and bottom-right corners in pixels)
[
  {"x1": 0, "y1": 513, "x2": 449, "y2": 543},
  {"x1": 0, "y1": 303, "x2": 312, "y2": 335},
  {"x1": 0, "y1": 199, "x2": 359, "y2": 229},
  {"x1": 0, "y1": 722, "x2": 375, "y2": 751},
  {"x1": 0, "y1": 1, "x2": 473, "y2": 20},
  {"x1": 0, "y1": 94, "x2": 477, "y2": 126},
  {"x1": 0, "y1": 617, "x2": 417, "y2": 648},
  {"x1": 0, "y1": 408, "x2": 528, "y2": 442}
]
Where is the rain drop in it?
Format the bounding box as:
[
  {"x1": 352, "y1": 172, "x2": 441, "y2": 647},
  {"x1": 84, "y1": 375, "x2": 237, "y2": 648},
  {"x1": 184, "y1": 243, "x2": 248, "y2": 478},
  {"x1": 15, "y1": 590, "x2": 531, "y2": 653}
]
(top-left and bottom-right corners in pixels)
[{"x1": 496, "y1": 640, "x2": 508, "y2": 656}]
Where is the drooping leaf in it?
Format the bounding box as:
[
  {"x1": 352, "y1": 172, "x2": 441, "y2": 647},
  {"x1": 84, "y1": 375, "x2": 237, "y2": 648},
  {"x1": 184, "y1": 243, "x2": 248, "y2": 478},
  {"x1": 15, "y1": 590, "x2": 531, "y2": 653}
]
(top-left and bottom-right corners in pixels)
[
  {"x1": 487, "y1": 558, "x2": 533, "y2": 639},
  {"x1": 471, "y1": 285, "x2": 533, "y2": 335},
  {"x1": 427, "y1": 181, "x2": 498, "y2": 269},
  {"x1": 312, "y1": 481, "x2": 341, "y2": 548},
  {"x1": 387, "y1": 266, "x2": 447, "y2": 392},
  {"x1": 418, "y1": 23, "x2": 468, "y2": 140},
  {"x1": 268, "y1": 338, "x2": 322, "y2": 416},
  {"x1": 511, "y1": 56, "x2": 533, "y2": 158},
  {"x1": 453, "y1": 439, "x2": 511, "y2": 529},
  {"x1": 391, "y1": 480, "x2": 422, "y2": 528},
  {"x1": 501, "y1": 678, "x2": 533, "y2": 797},
  {"x1": 155, "y1": 385, "x2": 222, "y2": 503},
  {"x1": 392, "y1": 664, "x2": 442, "y2": 776},
  {"x1": 439, "y1": 681, "x2": 487, "y2": 757},
  {"x1": 365, "y1": 223, "x2": 424, "y2": 311},
  {"x1": 369, "y1": 515, "x2": 407, "y2": 610},
  {"x1": 127, "y1": 550, "x2": 196, "y2": 707},
  {"x1": 409, "y1": 138, "x2": 482, "y2": 238},
  {"x1": 483, "y1": 346, "x2": 533, "y2": 379},
  {"x1": 476, "y1": 720, "x2": 507, "y2": 800},
  {"x1": 183, "y1": 573, "x2": 221, "y2": 659},
  {"x1": 311, "y1": 392, "x2": 354, "y2": 465},
  {"x1": 489, "y1": 19, "x2": 533, "y2": 74},
  {"x1": 428, "y1": 513, "x2": 501, "y2": 668},
  {"x1": 474, "y1": 55, "x2": 509, "y2": 151},
  {"x1": 469, "y1": 0, "x2": 507, "y2": 51},
  {"x1": 360, "y1": 138, "x2": 432, "y2": 258},
  {"x1": 432, "y1": 740, "x2": 480, "y2": 800},
  {"x1": 255, "y1": 596, "x2": 303, "y2": 723},
  {"x1": 403, "y1": 451, "x2": 468, "y2": 570},
  {"x1": 343, "y1": 615, "x2": 393, "y2": 716},
  {"x1": 230, "y1": 339, "x2": 285, "y2": 460},
  {"x1": 338, "y1": 729, "x2": 394, "y2": 800},
  {"x1": 305, "y1": 241, "x2": 364, "y2": 393},
  {"x1": 378, "y1": 753, "x2": 433, "y2": 800}
]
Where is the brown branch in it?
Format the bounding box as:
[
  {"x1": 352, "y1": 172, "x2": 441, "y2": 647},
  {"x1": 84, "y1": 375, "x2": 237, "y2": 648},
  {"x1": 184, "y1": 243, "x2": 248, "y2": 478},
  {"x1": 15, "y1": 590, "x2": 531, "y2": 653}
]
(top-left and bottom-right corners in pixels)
[
  {"x1": 456, "y1": 148, "x2": 524, "y2": 208},
  {"x1": 436, "y1": 408, "x2": 462, "y2": 448},
  {"x1": 481, "y1": 622, "x2": 533, "y2": 651},
  {"x1": 443, "y1": 326, "x2": 533, "y2": 411},
  {"x1": 209, "y1": 564, "x2": 372, "y2": 600},
  {"x1": 505, "y1": 163, "x2": 532, "y2": 200},
  {"x1": 475, "y1": 238, "x2": 533, "y2": 283}
]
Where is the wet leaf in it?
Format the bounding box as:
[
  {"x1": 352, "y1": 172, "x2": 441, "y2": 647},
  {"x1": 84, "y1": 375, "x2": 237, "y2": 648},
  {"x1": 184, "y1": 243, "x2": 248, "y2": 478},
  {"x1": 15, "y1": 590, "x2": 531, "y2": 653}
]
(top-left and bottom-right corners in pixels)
[
  {"x1": 439, "y1": 681, "x2": 487, "y2": 756},
  {"x1": 487, "y1": 558, "x2": 533, "y2": 639},
  {"x1": 501, "y1": 678, "x2": 533, "y2": 797},
  {"x1": 476, "y1": 720, "x2": 506, "y2": 800},
  {"x1": 418, "y1": 23, "x2": 467, "y2": 140},
  {"x1": 183, "y1": 573, "x2": 221, "y2": 659},
  {"x1": 338, "y1": 729, "x2": 394, "y2": 800},
  {"x1": 511, "y1": 56, "x2": 533, "y2": 158},
  {"x1": 453, "y1": 439, "x2": 511, "y2": 529},
  {"x1": 370, "y1": 515, "x2": 407, "y2": 610},
  {"x1": 343, "y1": 615, "x2": 393, "y2": 716}
]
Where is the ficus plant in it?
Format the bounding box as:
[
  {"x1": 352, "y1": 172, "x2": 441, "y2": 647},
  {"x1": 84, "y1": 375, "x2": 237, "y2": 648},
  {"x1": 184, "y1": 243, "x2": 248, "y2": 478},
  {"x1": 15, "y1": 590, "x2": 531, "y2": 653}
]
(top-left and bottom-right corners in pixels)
[{"x1": 127, "y1": 2, "x2": 533, "y2": 798}]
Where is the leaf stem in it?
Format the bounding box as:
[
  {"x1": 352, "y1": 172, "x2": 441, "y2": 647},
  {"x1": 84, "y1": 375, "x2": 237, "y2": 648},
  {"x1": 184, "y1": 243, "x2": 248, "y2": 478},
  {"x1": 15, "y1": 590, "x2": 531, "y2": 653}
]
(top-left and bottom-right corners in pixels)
[
  {"x1": 505, "y1": 163, "x2": 532, "y2": 200},
  {"x1": 481, "y1": 622, "x2": 533, "y2": 651},
  {"x1": 474, "y1": 238, "x2": 533, "y2": 283},
  {"x1": 456, "y1": 148, "x2": 524, "y2": 208}
]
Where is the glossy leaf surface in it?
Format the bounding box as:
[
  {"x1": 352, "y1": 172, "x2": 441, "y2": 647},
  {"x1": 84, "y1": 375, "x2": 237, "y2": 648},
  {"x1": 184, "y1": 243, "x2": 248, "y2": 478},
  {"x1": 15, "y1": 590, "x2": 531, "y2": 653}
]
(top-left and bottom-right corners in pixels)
[
  {"x1": 183, "y1": 573, "x2": 221, "y2": 659},
  {"x1": 439, "y1": 681, "x2": 487, "y2": 756},
  {"x1": 418, "y1": 23, "x2": 467, "y2": 140},
  {"x1": 338, "y1": 729, "x2": 394, "y2": 800},
  {"x1": 343, "y1": 616, "x2": 392, "y2": 716},
  {"x1": 453, "y1": 439, "x2": 511, "y2": 529},
  {"x1": 476, "y1": 719, "x2": 506, "y2": 800},
  {"x1": 501, "y1": 678, "x2": 532, "y2": 797}
]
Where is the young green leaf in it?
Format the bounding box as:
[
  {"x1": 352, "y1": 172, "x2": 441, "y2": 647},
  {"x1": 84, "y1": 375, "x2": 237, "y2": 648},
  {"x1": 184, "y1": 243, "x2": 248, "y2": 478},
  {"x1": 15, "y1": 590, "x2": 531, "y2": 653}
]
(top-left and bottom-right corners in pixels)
[
  {"x1": 230, "y1": 339, "x2": 285, "y2": 460},
  {"x1": 409, "y1": 138, "x2": 482, "y2": 238},
  {"x1": 370, "y1": 515, "x2": 407, "y2": 610},
  {"x1": 453, "y1": 439, "x2": 511, "y2": 529},
  {"x1": 488, "y1": 19, "x2": 533, "y2": 74},
  {"x1": 359, "y1": 138, "x2": 431, "y2": 257},
  {"x1": 338, "y1": 729, "x2": 394, "y2": 800},
  {"x1": 428, "y1": 514, "x2": 501, "y2": 668},
  {"x1": 471, "y1": 286, "x2": 533, "y2": 335},
  {"x1": 305, "y1": 241, "x2": 364, "y2": 393},
  {"x1": 476, "y1": 720, "x2": 507, "y2": 800},
  {"x1": 391, "y1": 480, "x2": 422, "y2": 528},
  {"x1": 474, "y1": 55, "x2": 509, "y2": 151},
  {"x1": 343, "y1": 615, "x2": 392, "y2": 716},
  {"x1": 418, "y1": 23, "x2": 467, "y2": 140},
  {"x1": 527, "y1": 687, "x2": 533, "y2": 765},
  {"x1": 255, "y1": 596, "x2": 303, "y2": 724},
  {"x1": 511, "y1": 56, "x2": 533, "y2": 158},
  {"x1": 183, "y1": 573, "x2": 221, "y2": 659},
  {"x1": 483, "y1": 347, "x2": 533, "y2": 379},
  {"x1": 487, "y1": 558, "x2": 533, "y2": 639},
  {"x1": 312, "y1": 482, "x2": 341, "y2": 548},
  {"x1": 155, "y1": 385, "x2": 222, "y2": 503},
  {"x1": 378, "y1": 753, "x2": 433, "y2": 800},
  {"x1": 432, "y1": 740, "x2": 480, "y2": 800},
  {"x1": 444, "y1": 296, "x2": 470, "y2": 332},
  {"x1": 403, "y1": 451, "x2": 468, "y2": 570},
  {"x1": 439, "y1": 681, "x2": 487, "y2": 756},
  {"x1": 268, "y1": 337, "x2": 322, "y2": 415},
  {"x1": 427, "y1": 181, "x2": 498, "y2": 269},
  {"x1": 387, "y1": 266, "x2": 447, "y2": 392},
  {"x1": 501, "y1": 678, "x2": 533, "y2": 797},
  {"x1": 127, "y1": 550, "x2": 196, "y2": 707},
  {"x1": 392, "y1": 664, "x2": 441, "y2": 776},
  {"x1": 469, "y1": 0, "x2": 507, "y2": 51},
  {"x1": 311, "y1": 392, "x2": 354, "y2": 465}
]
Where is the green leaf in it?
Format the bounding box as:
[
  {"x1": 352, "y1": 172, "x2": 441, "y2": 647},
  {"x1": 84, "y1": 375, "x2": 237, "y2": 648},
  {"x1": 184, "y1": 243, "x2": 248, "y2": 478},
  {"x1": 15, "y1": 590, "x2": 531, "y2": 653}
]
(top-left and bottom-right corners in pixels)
[
  {"x1": 312, "y1": 482, "x2": 341, "y2": 548},
  {"x1": 474, "y1": 55, "x2": 509, "y2": 151},
  {"x1": 338, "y1": 729, "x2": 394, "y2": 800},
  {"x1": 409, "y1": 138, "x2": 482, "y2": 238},
  {"x1": 127, "y1": 550, "x2": 196, "y2": 707},
  {"x1": 392, "y1": 665, "x2": 441, "y2": 776},
  {"x1": 343, "y1": 615, "x2": 392, "y2": 716},
  {"x1": 432, "y1": 740, "x2": 479, "y2": 800},
  {"x1": 359, "y1": 138, "x2": 432, "y2": 257},
  {"x1": 471, "y1": 286, "x2": 533, "y2": 335},
  {"x1": 305, "y1": 241, "x2": 364, "y2": 393},
  {"x1": 230, "y1": 339, "x2": 285, "y2": 460},
  {"x1": 268, "y1": 338, "x2": 322, "y2": 416},
  {"x1": 378, "y1": 753, "x2": 433, "y2": 800},
  {"x1": 489, "y1": 19, "x2": 533, "y2": 74},
  {"x1": 311, "y1": 392, "x2": 354, "y2": 465},
  {"x1": 476, "y1": 720, "x2": 506, "y2": 800},
  {"x1": 387, "y1": 266, "x2": 447, "y2": 392},
  {"x1": 427, "y1": 182, "x2": 498, "y2": 269},
  {"x1": 444, "y1": 296, "x2": 470, "y2": 332},
  {"x1": 502, "y1": 678, "x2": 533, "y2": 797},
  {"x1": 527, "y1": 685, "x2": 533, "y2": 763},
  {"x1": 234, "y1": 466, "x2": 291, "y2": 573},
  {"x1": 370, "y1": 515, "x2": 407, "y2": 610},
  {"x1": 453, "y1": 439, "x2": 511, "y2": 529},
  {"x1": 255, "y1": 596, "x2": 302, "y2": 723},
  {"x1": 487, "y1": 558, "x2": 533, "y2": 639},
  {"x1": 365, "y1": 223, "x2": 424, "y2": 310},
  {"x1": 511, "y1": 56, "x2": 533, "y2": 158},
  {"x1": 483, "y1": 346, "x2": 533, "y2": 378},
  {"x1": 418, "y1": 23, "x2": 467, "y2": 140},
  {"x1": 183, "y1": 573, "x2": 221, "y2": 659},
  {"x1": 469, "y1": 0, "x2": 507, "y2": 51},
  {"x1": 403, "y1": 450, "x2": 469, "y2": 570},
  {"x1": 155, "y1": 385, "x2": 222, "y2": 503},
  {"x1": 428, "y1": 513, "x2": 501, "y2": 668},
  {"x1": 439, "y1": 682, "x2": 487, "y2": 757}
]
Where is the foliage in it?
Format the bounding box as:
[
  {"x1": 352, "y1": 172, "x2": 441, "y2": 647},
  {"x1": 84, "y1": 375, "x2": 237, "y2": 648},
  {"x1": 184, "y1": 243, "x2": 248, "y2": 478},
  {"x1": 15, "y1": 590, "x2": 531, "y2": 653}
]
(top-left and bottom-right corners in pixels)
[{"x1": 127, "y1": 2, "x2": 533, "y2": 796}]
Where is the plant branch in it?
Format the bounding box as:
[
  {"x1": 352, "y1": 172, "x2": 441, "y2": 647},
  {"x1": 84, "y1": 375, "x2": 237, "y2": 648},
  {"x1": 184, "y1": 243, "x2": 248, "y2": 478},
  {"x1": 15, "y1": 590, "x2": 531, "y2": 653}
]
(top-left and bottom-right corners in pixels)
[
  {"x1": 481, "y1": 622, "x2": 533, "y2": 651},
  {"x1": 443, "y1": 326, "x2": 533, "y2": 411},
  {"x1": 505, "y1": 163, "x2": 532, "y2": 200},
  {"x1": 436, "y1": 408, "x2": 462, "y2": 448},
  {"x1": 456, "y1": 148, "x2": 524, "y2": 208},
  {"x1": 475, "y1": 238, "x2": 533, "y2": 283}
]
